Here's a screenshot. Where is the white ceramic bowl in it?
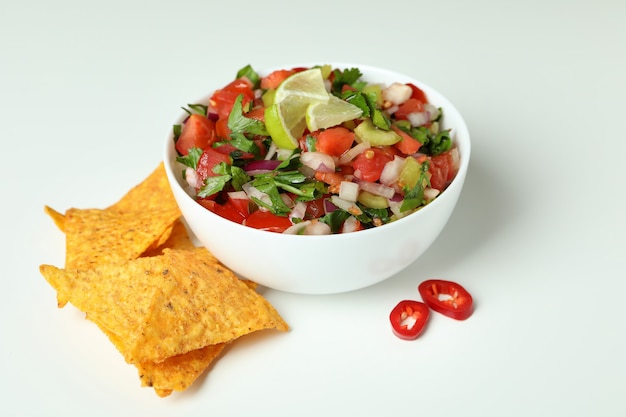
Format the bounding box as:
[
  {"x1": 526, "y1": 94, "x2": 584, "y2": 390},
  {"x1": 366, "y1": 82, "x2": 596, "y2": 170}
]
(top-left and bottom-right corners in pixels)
[{"x1": 164, "y1": 63, "x2": 471, "y2": 294}]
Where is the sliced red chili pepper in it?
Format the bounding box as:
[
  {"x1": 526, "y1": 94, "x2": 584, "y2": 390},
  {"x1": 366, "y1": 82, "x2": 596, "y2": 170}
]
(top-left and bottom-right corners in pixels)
[
  {"x1": 389, "y1": 300, "x2": 430, "y2": 340},
  {"x1": 418, "y1": 279, "x2": 474, "y2": 320}
]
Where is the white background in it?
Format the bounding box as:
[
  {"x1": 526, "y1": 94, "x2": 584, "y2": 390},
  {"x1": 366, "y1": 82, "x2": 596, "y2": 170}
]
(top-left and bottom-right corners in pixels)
[{"x1": 1, "y1": 0, "x2": 625, "y2": 416}]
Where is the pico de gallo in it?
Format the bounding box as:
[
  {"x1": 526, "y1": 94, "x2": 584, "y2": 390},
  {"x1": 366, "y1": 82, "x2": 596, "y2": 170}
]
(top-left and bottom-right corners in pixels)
[{"x1": 172, "y1": 64, "x2": 459, "y2": 234}]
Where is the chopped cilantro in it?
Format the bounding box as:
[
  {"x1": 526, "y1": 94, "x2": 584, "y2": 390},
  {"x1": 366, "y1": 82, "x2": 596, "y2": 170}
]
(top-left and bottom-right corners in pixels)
[
  {"x1": 176, "y1": 147, "x2": 203, "y2": 170},
  {"x1": 236, "y1": 64, "x2": 260, "y2": 89},
  {"x1": 331, "y1": 67, "x2": 363, "y2": 94},
  {"x1": 227, "y1": 95, "x2": 268, "y2": 136}
]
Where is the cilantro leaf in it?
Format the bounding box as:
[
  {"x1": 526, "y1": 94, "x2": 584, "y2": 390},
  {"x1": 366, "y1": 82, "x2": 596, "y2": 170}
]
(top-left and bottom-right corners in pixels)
[
  {"x1": 230, "y1": 165, "x2": 250, "y2": 191},
  {"x1": 181, "y1": 104, "x2": 208, "y2": 117},
  {"x1": 228, "y1": 95, "x2": 268, "y2": 136},
  {"x1": 250, "y1": 176, "x2": 292, "y2": 216},
  {"x1": 229, "y1": 132, "x2": 261, "y2": 157},
  {"x1": 236, "y1": 64, "x2": 260, "y2": 89},
  {"x1": 176, "y1": 147, "x2": 203, "y2": 170},
  {"x1": 319, "y1": 209, "x2": 351, "y2": 233},
  {"x1": 198, "y1": 175, "x2": 230, "y2": 198},
  {"x1": 331, "y1": 67, "x2": 363, "y2": 94}
]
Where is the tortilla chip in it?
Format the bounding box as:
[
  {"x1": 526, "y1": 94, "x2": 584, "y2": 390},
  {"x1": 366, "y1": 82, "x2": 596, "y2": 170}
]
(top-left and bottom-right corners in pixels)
[
  {"x1": 128, "y1": 248, "x2": 288, "y2": 363},
  {"x1": 40, "y1": 162, "x2": 288, "y2": 397},
  {"x1": 63, "y1": 207, "x2": 180, "y2": 270},
  {"x1": 142, "y1": 218, "x2": 196, "y2": 257},
  {"x1": 137, "y1": 343, "x2": 227, "y2": 397},
  {"x1": 108, "y1": 162, "x2": 179, "y2": 214},
  {"x1": 40, "y1": 248, "x2": 288, "y2": 364},
  {"x1": 44, "y1": 205, "x2": 66, "y2": 232}
]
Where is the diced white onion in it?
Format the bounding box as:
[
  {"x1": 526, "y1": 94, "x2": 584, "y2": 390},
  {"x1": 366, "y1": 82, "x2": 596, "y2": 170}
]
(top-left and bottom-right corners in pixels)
[
  {"x1": 338, "y1": 141, "x2": 370, "y2": 165},
  {"x1": 338, "y1": 181, "x2": 360, "y2": 202},
  {"x1": 341, "y1": 216, "x2": 360, "y2": 233},
  {"x1": 282, "y1": 220, "x2": 331, "y2": 235},
  {"x1": 379, "y1": 156, "x2": 405, "y2": 186},
  {"x1": 407, "y1": 112, "x2": 429, "y2": 127},
  {"x1": 424, "y1": 103, "x2": 440, "y2": 121},
  {"x1": 382, "y1": 83, "x2": 412, "y2": 105},
  {"x1": 300, "y1": 151, "x2": 336, "y2": 172},
  {"x1": 227, "y1": 190, "x2": 248, "y2": 200},
  {"x1": 283, "y1": 220, "x2": 310, "y2": 235},
  {"x1": 289, "y1": 200, "x2": 307, "y2": 221},
  {"x1": 330, "y1": 195, "x2": 362, "y2": 215},
  {"x1": 304, "y1": 220, "x2": 332, "y2": 235},
  {"x1": 358, "y1": 181, "x2": 395, "y2": 199},
  {"x1": 185, "y1": 167, "x2": 202, "y2": 189},
  {"x1": 264, "y1": 141, "x2": 278, "y2": 160},
  {"x1": 242, "y1": 182, "x2": 271, "y2": 208},
  {"x1": 424, "y1": 187, "x2": 441, "y2": 200}
]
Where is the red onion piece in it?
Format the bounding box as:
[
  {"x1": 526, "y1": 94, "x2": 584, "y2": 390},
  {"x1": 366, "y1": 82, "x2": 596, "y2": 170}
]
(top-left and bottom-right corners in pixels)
[
  {"x1": 390, "y1": 192, "x2": 403, "y2": 202},
  {"x1": 324, "y1": 199, "x2": 338, "y2": 214},
  {"x1": 244, "y1": 159, "x2": 282, "y2": 175}
]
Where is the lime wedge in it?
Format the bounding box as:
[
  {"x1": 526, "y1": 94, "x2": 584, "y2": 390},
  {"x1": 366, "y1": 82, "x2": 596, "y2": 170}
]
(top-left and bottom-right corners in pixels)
[
  {"x1": 266, "y1": 67, "x2": 331, "y2": 149},
  {"x1": 265, "y1": 95, "x2": 310, "y2": 150},
  {"x1": 274, "y1": 68, "x2": 330, "y2": 104},
  {"x1": 305, "y1": 95, "x2": 363, "y2": 132}
]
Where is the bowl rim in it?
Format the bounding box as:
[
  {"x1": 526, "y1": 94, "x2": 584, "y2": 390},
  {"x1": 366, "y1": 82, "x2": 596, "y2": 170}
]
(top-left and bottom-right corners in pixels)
[{"x1": 163, "y1": 62, "x2": 471, "y2": 240}]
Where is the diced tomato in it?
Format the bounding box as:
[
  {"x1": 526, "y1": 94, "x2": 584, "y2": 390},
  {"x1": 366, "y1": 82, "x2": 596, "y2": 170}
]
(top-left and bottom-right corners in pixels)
[
  {"x1": 394, "y1": 98, "x2": 425, "y2": 120},
  {"x1": 215, "y1": 117, "x2": 229, "y2": 139},
  {"x1": 314, "y1": 171, "x2": 345, "y2": 187},
  {"x1": 260, "y1": 69, "x2": 297, "y2": 90},
  {"x1": 244, "y1": 210, "x2": 293, "y2": 233},
  {"x1": 391, "y1": 125, "x2": 422, "y2": 155},
  {"x1": 315, "y1": 126, "x2": 355, "y2": 156},
  {"x1": 305, "y1": 198, "x2": 327, "y2": 219},
  {"x1": 175, "y1": 114, "x2": 217, "y2": 155},
  {"x1": 407, "y1": 83, "x2": 428, "y2": 104},
  {"x1": 213, "y1": 143, "x2": 256, "y2": 160},
  {"x1": 210, "y1": 78, "x2": 255, "y2": 118},
  {"x1": 197, "y1": 198, "x2": 247, "y2": 224},
  {"x1": 428, "y1": 151, "x2": 457, "y2": 191},
  {"x1": 196, "y1": 148, "x2": 232, "y2": 181},
  {"x1": 352, "y1": 148, "x2": 393, "y2": 182},
  {"x1": 227, "y1": 196, "x2": 251, "y2": 219},
  {"x1": 245, "y1": 106, "x2": 266, "y2": 122}
]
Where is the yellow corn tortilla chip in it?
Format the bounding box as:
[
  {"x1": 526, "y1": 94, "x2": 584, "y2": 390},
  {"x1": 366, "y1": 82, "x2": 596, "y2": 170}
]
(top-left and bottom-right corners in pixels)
[
  {"x1": 127, "y1": 248, "x2": 288, "y2": 364},
  {"x1": 142, "y1": 218, "x2": 196, "y2": 257},
  {"x1": 44, "y1": 205, "x2": 66, "y2": 232},
  {"x1": 137, "y1": 343, "x2": 227, "y2": 397},
  {"x1": 108, "y1": 162, "x2": 179, "y2": 214},
  {"x1": 40, "y1": 248, "x2": 288, "y2": 364},
  {"x1": 63, "y1": 207, "x2": 180, "y2": 270}
]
